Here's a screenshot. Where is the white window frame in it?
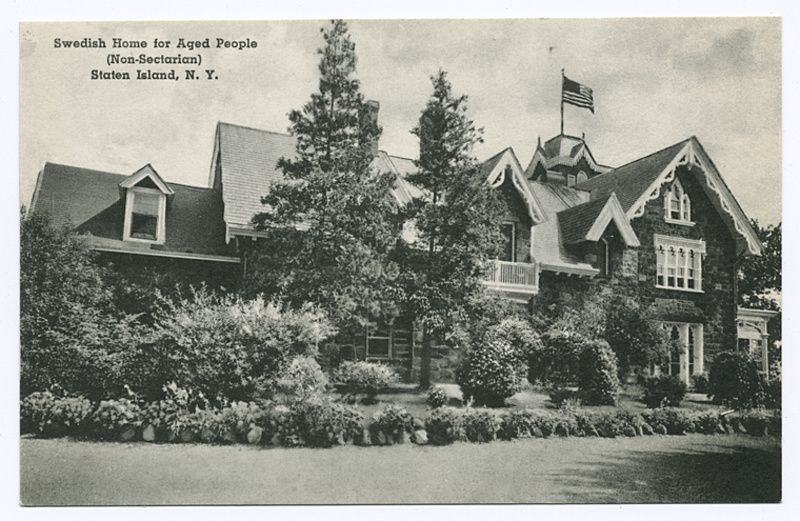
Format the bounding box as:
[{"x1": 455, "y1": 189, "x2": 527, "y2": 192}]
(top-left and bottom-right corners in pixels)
[
  {"x1": 663, "y1": 179, "x2": 695, "y2": 226},
  {"x1": 576, "y1": 170, "x2": 588, "y2": 184},
  {"x1": 654, "y1": 234, "x2": 705, "y2": 292},
  {"x1": 123, "y1": 186, "x2": 167, "y2": 244},
  {"x1": 659, "y1": 322, "x2": 704, "y2": 384},
  {"x1": 365, "y1": 323, "x2": 392, "y2": 359}
]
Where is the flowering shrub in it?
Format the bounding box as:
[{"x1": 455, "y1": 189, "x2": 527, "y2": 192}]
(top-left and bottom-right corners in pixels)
[
  {"x1": 275, "y1": 356, "x2": 328, "y2": 402},
  {"x1": 425, "y1": 407, "x2": 466, "y2": 445},
  {"x1": 577, "y1": 340, "x2": 621, "y2": 406},
  {"x1": 334, "y1": 361, "x2": 397, "y2": 403},
  {"x1": 642, "y1": 375, "x2": 688, "y2": 408},
  {"x1": 426, "y1": 386, "x2": 448, "y2": 409},
  {"x1": 708, "y1": 351, "x2": 764, "y2": 409},
  {"x1": 20, "y1": 391, "x2": 93, "y2": 438},
  {"x1": 456, "y1": 339, "x2": 526, "y2": 407},
  {"x1": 462, "y1": 409, "x2": 502, "y2": 443},
  {"x1": 371, "y1": 404, "x2": 414, "y2": 444},
  {"x1": 90, "y1": 399, "x2": 142, "y2": 441},
  {"x1": 151, "y1": 291, "x2": 334, "y2": 403}
]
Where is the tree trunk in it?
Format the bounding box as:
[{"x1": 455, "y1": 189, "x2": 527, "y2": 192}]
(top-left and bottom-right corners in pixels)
[{"x1": 420, "y1": 326, "x2": 433, "y2": 389}]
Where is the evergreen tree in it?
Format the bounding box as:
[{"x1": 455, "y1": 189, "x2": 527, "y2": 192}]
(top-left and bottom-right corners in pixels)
[
  {"x1": 398, "y1": 70, "x2": 505, "y2": 387},
  {"x1": 738, "y1": 219, "x2": 781, "y2": 310},
  {"x1": 248, "y1": 20, "x2": 400, "y2": 334}
]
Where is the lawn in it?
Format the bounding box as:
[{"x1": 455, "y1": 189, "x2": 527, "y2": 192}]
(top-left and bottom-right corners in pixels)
[{"x1": 20, "y1": 434, "x2": 780, "y2": 505}]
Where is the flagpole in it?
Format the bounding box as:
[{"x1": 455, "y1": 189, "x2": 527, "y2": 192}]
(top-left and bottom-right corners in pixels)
[{"x1": 560, "y1": 68, "x2": 565, "y2": 135}]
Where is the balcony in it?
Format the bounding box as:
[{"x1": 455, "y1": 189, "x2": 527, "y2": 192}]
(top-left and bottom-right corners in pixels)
[{"x1": 482, "y1": 259, "x2": 539, "y2": 298}]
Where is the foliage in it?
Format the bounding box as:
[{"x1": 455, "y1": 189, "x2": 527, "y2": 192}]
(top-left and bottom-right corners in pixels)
[
  {"x1": 692, "y1": 410, "x2": 724, "y2": 435},
  {"x1": 456, "y1": 338, "x2": 526, "y2": 407},
  {"x1": 333, "y1": 361, "x2": 397, "y2": 403},
  {"x1": 691, "y1": 372, "x2": 710, "y2": 393},
  {"x1": 426, "y1": 386, "x2": 448, "y2": 408},
  {"x1": 642, "y1": 375, "x2": 688, "y2": 408},
  {"x1": 498, "y1": 410, "x2": 538, "y2": 440},
  {"x1": 603, "y1": 296, "x2": 670, "y2": 376},
  {"x1": 642, "y1": 408, "x2": 695, "y2": 435},
  {"x1": 708, "y1": 351, "x2": 765, "y2": 409},
  {"x1": 292, "y1": 400, "x2": 365, "y2": 448},
  {"x1": 547, "y1": 387, "x2": 580, "y2": 408},
  {"x1": 371, "y1": 404, "x2": 414, "y2": 443},
  {"x1": 20, "y1": 211, "x2": 145, "y2": 399},
  {"x1": 425, "y1": 407, "x2": 467, "y2": 445},
  {"x1": 738, "y1": 221, "x2": 781, "y2": 311},
  {"x1": 462, "y1": 408, "x2": 502, "y2": 443},
  {"x1": 577, "y1": 340, "x2": 621, "y2": 406},
  {"x1": 20, "y1": 390, "x2": 93, "y2": 438},
  {"x1": 728, "y1": 408, "x2": 781, "y2": 437},
  {"x1": 149, "y1": 290, "x2": 333, "y2": 403},
  {"x1": 397, "y1": 69, "x2": 504, "y2": 387},
  {"x1": 528, "y1": 329, "x2": 588, "y2": 387},
  {"x1": 90, "y1": 399, "x2": 142, "y2": 440},
  {"x1": 247, "y1": 20, "x2": 400, "y2": 335},
  {"x1": 763, "y1": 374, "x2": 781, "y2": 410},
  {"x1": 275, "y1": 356, "x2": 328, "y2": 402}
]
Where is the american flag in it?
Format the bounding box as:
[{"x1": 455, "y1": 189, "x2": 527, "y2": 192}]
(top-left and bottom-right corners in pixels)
[{"x1": 562, "y1": 76, "x2": 594, "y2": 113}]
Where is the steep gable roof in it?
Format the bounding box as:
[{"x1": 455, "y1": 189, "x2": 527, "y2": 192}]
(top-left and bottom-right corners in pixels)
[
  {"x1": 576, "y1": 138, "x2": 690, "y2": 212},
  {"x1": 577, "y1": 137, "x2": 762, "y2": 255},
  {"x1": 558, "y1": 193, "x2": 640, "y2": 247},
  {"x1": 31, "y1": 162, "x2": 235, "y2": 260},
  {"x1": 119, "y1": 164, "x2": 174, "y2": 197},
  {"x1": 483, "y1": 147, "x2": 545, "y2": 223}
]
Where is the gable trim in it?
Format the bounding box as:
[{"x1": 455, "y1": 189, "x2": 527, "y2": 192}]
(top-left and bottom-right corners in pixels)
[
  {"x1": 626, "y1": 139, "x2": 762, "y2": 255},
  {"x1": 119, "y1": 164, "x2": 174, "y2": 196},
  {"x1": 586, "y1": 194, "x2": 641, "y2": 247},
  {"x1": 544, "y1": 142, "x2": 611, "y2": 173},
  {"x1": 485, "y1": 148, "x2": 545, "y2": 224}
]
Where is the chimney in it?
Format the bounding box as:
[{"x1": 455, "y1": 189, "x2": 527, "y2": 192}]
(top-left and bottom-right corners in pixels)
[{"x1": 366, "y1": 99, "x2": 380, "y2": 157}]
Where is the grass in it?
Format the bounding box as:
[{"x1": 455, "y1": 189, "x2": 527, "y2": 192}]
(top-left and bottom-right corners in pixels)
[{"x1": 20, "y1": 434, "x2": 780, "y2": 505}]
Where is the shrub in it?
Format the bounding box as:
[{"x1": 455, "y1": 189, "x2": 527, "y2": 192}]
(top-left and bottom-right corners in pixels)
[
  {"x1": 463, "y1": 409, "x2": 502, "y2": 443},
  {"x1": 489, "y1": 318, "x2": 543, "y2": 358},
  {"x1": 90, "y1": 398, "x2": 142, "y2": 441},
  {"x1": 425, "y1": 407, "x2": 466, "y2": 445},
  {"x1": 729, "y1": 409, "x2": 781, "y2": 437},
  {"x1": 590, "y1": 410, "x2": 642, "y2": 438},
  {"x1": 334, "y1": 361, "x2": 397, "y2": 403},
  {"x1": 268, "y1": 405, "x2": 304, "y2": 446},
  {"x1": 275, "y1": 356, "x2": 328, "y2": 402},
  {"x1": 498, "y1": 410, "x2": 536, "y2": 440},
  {"x1": 20, "y1": 391, "x2": 94, "y2": 438},
  {"x1": 708, "y1": 351, "x2": 765, "y2": 408},
  {"x1": 577, "y1": 340, "x2": 621, "y2": 406},
  {"x1": 151, "y1": 291, "x2": 334, "y2": 404},
  {"x1": 691, "y1": 372, "x2": 710, "y2": 393},
  {"x1": 213, "y1": 401, "x2": 269, "y2": 444},
  {"x1": 692, "y1": 410, "x2": 724, "y2": 435},
  {"x1": 528, "y1": 330, "x2": 587, "y2": 387},
  {"x1": 426, "y1": 386, "x2": 448, "y2": 409},
  {"x1": 642, "y1": 375, "x2": 688, "y2": 408},
  {"x1": 456, "y1": 338, "x2": 526, "y2": 407},
  {"x1": 642, "y1": 408, "x2": 694, "y2": 435},
  {"x1": 371, "y1": 404, "x2": 414, "y2": 444},
  {"x1": 763, "y1": 375, "x2": 781, "y2": 410},
  {"x1": 294, "y1": 400, "x2": 365, "y2": 448}
]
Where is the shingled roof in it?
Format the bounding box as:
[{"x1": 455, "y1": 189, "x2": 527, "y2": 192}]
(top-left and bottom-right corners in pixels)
[
  {"x1": 213, "y1": 122, "x2": 424, "y2": 231},
  {"x1": 31, "y1": 162, "x2": 235, "y2": 259},
  {"x1": 558, "y1": 196, "x2": 614, "y2": 245},
  {"x1": 576, "y1": 138, "x2": 691, "y2": 212}
]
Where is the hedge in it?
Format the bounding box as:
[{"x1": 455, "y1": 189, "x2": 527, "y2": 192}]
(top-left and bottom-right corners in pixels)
[{"x1": 21, "y1": 390, "x2": 782, "y2": 448}]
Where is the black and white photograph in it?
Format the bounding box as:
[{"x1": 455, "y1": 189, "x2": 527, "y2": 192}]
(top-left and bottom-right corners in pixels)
[{"x1": 12, "y1": 7, "x2": 789, "y2": 510}]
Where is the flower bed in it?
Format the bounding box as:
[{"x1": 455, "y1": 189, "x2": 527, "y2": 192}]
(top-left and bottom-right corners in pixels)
[{"x1": 21, "y1": 390, "x2": 781, "y2": 448}]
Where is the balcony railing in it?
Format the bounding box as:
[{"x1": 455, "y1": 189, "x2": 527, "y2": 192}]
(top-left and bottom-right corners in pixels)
[{"x1": 482, "y1": 259, "x2": 539, "y2": 295}]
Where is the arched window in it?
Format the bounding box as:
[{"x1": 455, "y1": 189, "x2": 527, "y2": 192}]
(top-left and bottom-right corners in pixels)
[
  {"x1": 577, "y1": 170, "x2": 588, "y2": 184},
  {"x1": 664, "y1": 180, "x2": 692, "y2": 224}
]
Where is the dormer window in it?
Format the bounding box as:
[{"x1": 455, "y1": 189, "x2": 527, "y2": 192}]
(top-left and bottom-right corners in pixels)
[
  {"x1": 119, "y1": 164, "x2": 173, "y2": 245},
  {"x1": 125, "y1": 188, "x2": 165, "y2": 242},
  {"x1": 577, "y1": 170, "x2": 588, "y2": 183},
  {"x1": 664, "y1": 179, "x2": 693, "y2": 225}
]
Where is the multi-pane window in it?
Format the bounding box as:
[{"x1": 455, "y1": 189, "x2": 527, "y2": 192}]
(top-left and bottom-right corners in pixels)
[
  {"x1": 664, "y1": 179, "x2": 692, "y2": 223},
  {"x1": 660, "y1": 322, "x2": 704, "y2": 384},
  {"x1": 655, "y1": 235, "x2": 704, "y2": 291}
]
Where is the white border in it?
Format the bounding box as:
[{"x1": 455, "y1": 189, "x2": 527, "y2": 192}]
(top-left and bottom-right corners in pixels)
[{"x1": 4, "y1": 3, "x2": 798, "y2": 521}]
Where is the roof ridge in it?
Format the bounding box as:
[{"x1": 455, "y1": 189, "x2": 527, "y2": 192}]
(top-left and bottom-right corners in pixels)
[
  {"x1": 591, "y1": 137, "x2": 691, "y2": 178},
  {"x1": 218, "y1": 121, "x2": 293, "y2": 138},
  {"x1": 43, "y1": 162, "x2": 214, "y2": 191},
  {"x1": 481, "y1": 146, "x2": 513, "y2": 165}
]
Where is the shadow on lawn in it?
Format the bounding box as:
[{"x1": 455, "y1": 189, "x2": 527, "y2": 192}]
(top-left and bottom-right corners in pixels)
[{"x1": 551, "y1": 440, "x2": 781, "y2": 503}]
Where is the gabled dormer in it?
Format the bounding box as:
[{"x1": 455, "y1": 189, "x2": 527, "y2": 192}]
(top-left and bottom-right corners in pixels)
[
  {"x1": 119, "y1": 164, "x2": 174, "y2": 244},
  {"x1": 531, "y1": 133, "x2": 611, "y2": 187}
]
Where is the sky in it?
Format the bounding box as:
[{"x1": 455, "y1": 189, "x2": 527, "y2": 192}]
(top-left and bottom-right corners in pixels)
[{"x1": 19, "y1": 17, "x2": 781, "y2": 224}]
